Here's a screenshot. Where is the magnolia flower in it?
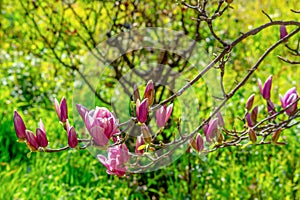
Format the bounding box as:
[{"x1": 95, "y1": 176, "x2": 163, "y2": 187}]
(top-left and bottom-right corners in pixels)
[
  {"x1": 280, "y1": 25, "x2": 288, "y2": 39},
  {"x1": 267, "y1": 100, "x2": 276, "y2": 115},
  {"x1": 98, "y1": 143, "x2": 129, "y2": 177},
  {"x1": 258, "y1": 75, "x2": 272, "y2": 100},
  {"x1": 204, "y1": 118, "x2": 219, "y2": 143},
  {"x1": 246, "y1": 106, "x2": 258, "y2": 127},
  {"x1": 55, "y1": 97, "x2": 68, "y2": 123},
  {"x1": 13, "y1": 111, "x2": 27, "y2": 140},
  {"x1": 36, "y1": 119, "x2": 48, "y2": 147},
  {"x1": 76, "y1": 104, "x2": 89, "y2": 121},
  {"x1": 68, "y1": 127, "x2": 78, "y2": 148},
  {"x1": 135, "y1": 135, "x2": 145, "y2": 155},
  {"x1": 280, "y1": 87, "x2": 298, "y2": 116},
  {"x1": 155, "y1": 104, "x2": 173, "y2": 128},
  {"x1": 77, "y1": 105, "x2": 119, "y2": 146},
  {"x1": 140, "y1": 123, "x2": 152, "y2": 143},
  {"x1": 133, "y1": 84, "x2": 140, "y2": 102},
  {"x1": 25, "y1": 130, "x2": 39, "y2": 151},
  {"x1": 190, "y1": 134, "x2": 204, "y2": 152},
  {"x1": 136, "y1": 98, "x2": 148, "y2": 123},
  {"x1": 248, "y1": 128, "x2": 257, "y2": 143},
  {"x1": 216, "y1": 112, "x2": 225, "y2": 127},
  {"x1": 143, "y1": 80, "x2": 154, "y2": 106},
  {"x1": 246, "y1": 94, "x2": 255, "y2": 111},
  {"x1": 65, "y1": 120, "x2": 78, "y2": 148}
]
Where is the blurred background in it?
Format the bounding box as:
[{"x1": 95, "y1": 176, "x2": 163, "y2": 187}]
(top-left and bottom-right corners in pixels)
[{"x1": 1, "y1": 0, "x2": 299, "y2": 199}]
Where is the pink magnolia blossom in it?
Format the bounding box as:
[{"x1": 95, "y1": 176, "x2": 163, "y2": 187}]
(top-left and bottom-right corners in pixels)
[
  {"x1": 136, "y1": 98, "x2": 149, "y2": 123},
  {"x1": 216, "y1": 112, "x2": 224, "y2": 127},
  {"x1": 97, "y1": 143, "x2": 129, "y2": 177},
  {"x1": 36, "y1": 119, "x2": 48, "y2": 147},
  {"x1": 133, "y1": 84, "x2": 140, "y2": 102},
  {"x1": 25, "y1": 130, "x2": 39, "y2": 151},
  {"x1": 246, "y1": 94, "x2": 255, "y2": 111},
  {"x1": 155, "y1": 104, "x2": 173, "y2": 127},
  {"x1": 143, "y1": 80, "x2": 154, "y2": 106},
  {"x1": 280, "y1": 25, "x2": 288, "y2": 39},
  {"x1": 267, "y1": 100, "x2": 276, "y2": 115},
  {"x1": 68, "y1": 126, "x2": 78, "y2": 148},
  {"x1": 204, "y1": 118, "x2": 219, "y2": 143},
  {"x1": 190, "y1": 134, "x2": 204, "y2": 152},
  {"x1": 246, "y1": 106, "x2": 258, "y2": 127},
  {"x1": 280, "y1": 87, "x2": 298, "y2": 116},
  {"x1": 258, "y1": 75, "x2": 272, "y2": 100},
  {"x1": 54, "y1": 97, "x2": 68, "y2": 123},
  {"x1": 13, "y1": 111, "x2": 27, "y2": 140},
  {"x1": 76, "y1": 105, "x2": 119, "y2": 146}
]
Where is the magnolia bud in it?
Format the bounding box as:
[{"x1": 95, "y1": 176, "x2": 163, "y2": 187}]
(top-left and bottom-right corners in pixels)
[
  {"x1": 250, "y1": 106, "x2": 258, "y2": 124},
  {"x1": 246, "y1": 94, "x2": 255, "y2": 111},
  {"x1": 190, "y1": 134, "x2": 204, "y2": 152},
  {"x1": 136, "y1": 98, "x2": 149, "y2": 123},
  {"x1": 258, "y1": 76, "x2": 272, "y2": 100},
  {"x1": 272, "y1": 128, "x2": 282, "y2": 143},
  {"x1": 25, "y1": 130, "x2": 39, "y2": 151},
  {"x1": 280, "y1": 25, "x2": 288, "y2": 39},
  {"x1": 216, "y1": 130, "x2": 224, "y2": 144},
  {"x1": 36, "y1": 128, "x2": 48, "y2": 148},
  {"x1": 13, "y1": 111, "x2": 27, "y2": 141},
  {"x1": 216, "y1": 112, "x2": 225, "y2": 127},
  {"x1": 141, "y1": 123, "x2": 152, "y2": 143},
  {"x1": 68, "y1": 127, "x2": 78, "y2": 148},
  {"x1": 248, "y1": 128, "x2": 257, "y2": 143},
  {"x1": 133, "y1": 84, "x2": 140, "y2": 102},
  {"x1": 143, "y1": 80, "x2": 155, "y2": 106},
  {"x1": 55, "y1": 97, "x2": 68, "y2": 123}
]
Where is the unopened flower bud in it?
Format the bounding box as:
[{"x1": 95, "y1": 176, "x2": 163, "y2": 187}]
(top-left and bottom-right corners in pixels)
[
  {"x1": 246, "y1": 94, "x2": 255, "y2": 111},
  {"x1": 267, "y1": 100, "x2": 276, "y2": 116},
  {"x1": 272, "y1": 128, "x2": 282, "y2": 143},
  {"x1": 216, "y1": 130, "x2": 224, "y2": 144},
  {"x1": 55, "y1": 97, "x2": 68, "y2": 123},
  {"x1": 143, "y1": 80, "x2": 154, "y2": 106},
  {"x1": 156, "y1": 104, "x2": 173, "y2": 127},
  {"x1": 25, "y1": 130, "x2": 39, "y2": 151},
  {"x1": 280, "y1": 25, "x2": 288, "y2": 39},
  {"x1": 141, "y1": 123, "x2": 152, "y2": 143},
  {"x1": 204, "y1": 118, "x2": 219, "y2": 143},
  {"x1": 68, "y1": 127, "x2": 78, "y2": 148},
  {"x1": 216, "y1": 112, "x2": 225, "y2": 127},
  {"x1": 13, "y1": 111, "x2": 27, "y2": 141},
  {"x1": 246, "y1": 113, "x2": 254, "y2": 127},
  {"x1": 248, "y1": 128, "x2": 257, "y2": 143},
  {"x1": 258, "y1": 75, "x2": 272, "y2": 100},
  {"x1": 133, "y1": 84, "x2": 140, "y2": 102},
  {"x1": 190, "y1": 134, "x2": 204, "y2": 152},
  {"x1": 36, "y1": 128, "x2": 48, "y2": 148},
  {"x1": 250, "y1": 106, "x2": 258, "y2": 124},
  {"x1": 136, "y1": 98, "x2": 149, "y2": 123}
]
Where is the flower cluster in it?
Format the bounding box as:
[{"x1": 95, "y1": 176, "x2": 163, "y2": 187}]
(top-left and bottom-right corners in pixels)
[
  {"x1": 12, "y1": 77, "x2": 299, "y2": 177},
  {"x1": 13, "y1": 97, "x2": 79, "y2": 150},
  {"x1": 132, "y1": 80, "x2": 173, "y2": 154},
  {"x1": 244, "y1": 76, "x2": 298, "y2": 143}
]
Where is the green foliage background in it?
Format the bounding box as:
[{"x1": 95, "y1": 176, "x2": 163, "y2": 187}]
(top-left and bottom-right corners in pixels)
[{"x1": 1, "y1": 0, "x2": 299, "y2": 199}]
